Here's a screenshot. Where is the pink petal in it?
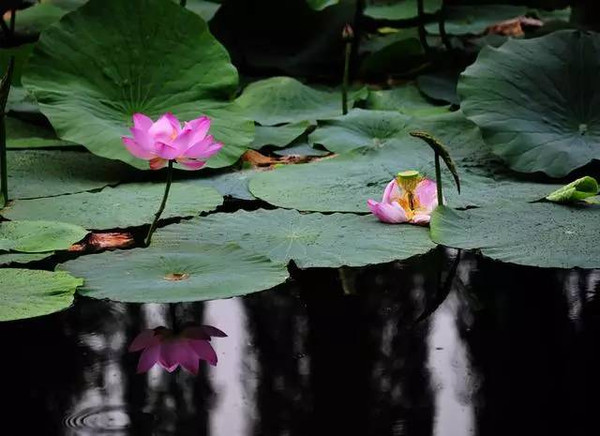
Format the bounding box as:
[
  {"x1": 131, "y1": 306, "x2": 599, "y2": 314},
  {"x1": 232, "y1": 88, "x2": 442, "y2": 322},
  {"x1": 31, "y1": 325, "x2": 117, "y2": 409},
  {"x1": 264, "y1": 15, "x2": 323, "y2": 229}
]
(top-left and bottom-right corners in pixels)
[
  {"x1": 159, "y1": 340, "x2": 197, "y2": 371},
  {"x1": 202, "y1": 325, "x2": 227, "y2": 338},
  {"x1": 137, "y1": 344, "x2": 160, "y2": 373},
  {"x1": 149, "y1": 157, "x2": 168, "y2": 170},
  {"x1": 129, "y1": 329, "x2": 160, "y2": 352},
  {"x1": 187, "y1": 339, "x2": 218, "y2": 366},
  {"x1": 122, "y1": 137, "x2": 155, "y2": 160},
  {"x1": 184, "y1": 116, "x2": 211, "y2": 145},
  {"x1": 367, "y1": 199, "x2": 408, "y2": 224},
  {"x1": 182, "y1": 136, "x2": 223, "y2": 160},
  {"x1": 149, "y1": 113, "x2": 179, "y2": 142},
  {"x1": 156, "y1": 141, "x2": 180, "y2": 160},
  {"x1": 132, "y1": 113, "x2": 153, "y2": 130},
  {"x1": 168, "y1": 129, "x2": 194, "y2": 156},
  {"x1": 131, "y1": 127, "x2": 155, "y2": 151},
  {"x1": 411, "y1": 213, "x2": 431, "y2": 225},
  {"x1": 415, "y1": 179, "x2": 438, "y2": 214},
  {"x1": 176, "y1": 158, "x2": 206, "y2": 170},
  {"x1": 382, "y1": 179, "x2": 402, "y2": 203},
  {"x1": 178, "y1": 343, "x2": 201, "y2": 374}
]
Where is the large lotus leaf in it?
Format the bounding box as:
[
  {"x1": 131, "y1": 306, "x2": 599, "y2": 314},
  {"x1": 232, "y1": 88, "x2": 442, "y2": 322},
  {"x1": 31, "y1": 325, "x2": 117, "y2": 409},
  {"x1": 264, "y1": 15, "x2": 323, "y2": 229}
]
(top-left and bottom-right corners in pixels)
[
  {"x1": 0, "y1": 252, "x2": 53, "y2": 266},
  {"x1": 364, "y1": 0, "x2": 442, "y2": 20},
  {"x1": 0, "y1": 269, "x2": 82, "y2": 321},
  {"x1": 431, "y1": 202, "x2": 600, "y2": 269},
  {"x1": 274, "y1": 140, "x2": 330, "y2": 157},
  {"x1": 359, "y1": 29, "x2": 424, "y2": 77},
  {"x1": 425, "y1": 5, "x2": 527, "y2": 35},
  {"x1": 7, "y1": 150, "x2": 135, "y2": 199},
  {"x1": 6, "y1": 117, "x2": 74, "y2": 148},
  {"x1": 184, "y1": 0, "x2": 222, "y2": 20},
  {"x1": 61, "y1": 242, "x2": 289, "y2": 302},
  {"x1": 250, "y1": 128, "x2": 560, "y2": 212},
  {"x1": 251, "y1": 122, "x2": 311, "y2": 149},
  {"x1": 417, "y1": 71, "x2": 460, "y2": 105},
  {"x1": 154, "y1": 209, "x2": 435, "y2": 268},
  {"x1": 459, "y1": 30, "x2": 600, "y2": 177},
  {"x1": 236, "y1": 77, "x2": 364, "y2": 125},
  {"x1": 200, "y1": 167, "x2": 259, "y2": 200},
  {"x1": 0, "y1": 220, "x2": 87, "y2": 252},
  {"x1": 308, "y1": 109, "x2": 413, "y2": 153},
  {"x1": 2, "y1": 182, "x2": 222, "y2": 230},
  {"x1": 22, "y1": 0, "x2": 253, "y2": 169},
  {"x1": 366, "y1": 84, "x2": 449, "y2": 116}
]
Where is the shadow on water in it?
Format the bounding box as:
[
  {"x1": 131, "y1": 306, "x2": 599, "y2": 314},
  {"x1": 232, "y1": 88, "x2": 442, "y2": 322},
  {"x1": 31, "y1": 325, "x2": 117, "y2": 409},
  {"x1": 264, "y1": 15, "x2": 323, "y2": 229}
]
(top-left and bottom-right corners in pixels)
[{"x1": 1, "y1": 251, "x2": 599, "y2": 436}]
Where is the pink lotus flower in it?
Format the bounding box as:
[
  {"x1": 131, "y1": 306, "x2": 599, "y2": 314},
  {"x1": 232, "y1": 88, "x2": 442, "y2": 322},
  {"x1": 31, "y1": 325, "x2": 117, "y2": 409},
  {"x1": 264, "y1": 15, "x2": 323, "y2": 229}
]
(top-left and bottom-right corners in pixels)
[
  {"x1": 129, "y1": 325, "x2": 227, "y2": 374},
  {"x1": 367, "y1": 171, "x2": 438, "y2": 225},
  {"x1": 122, "y1": 113, "x2": 223, "y2": 170}
]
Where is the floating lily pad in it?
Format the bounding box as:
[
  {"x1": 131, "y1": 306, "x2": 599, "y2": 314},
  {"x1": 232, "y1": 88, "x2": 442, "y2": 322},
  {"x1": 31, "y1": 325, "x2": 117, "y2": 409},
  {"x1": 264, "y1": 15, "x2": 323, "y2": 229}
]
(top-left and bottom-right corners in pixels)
[
  {"x1": 309, "y1": 109, "x2": 412, "y2": 154},
  {"x1": 0, "y1": 269, "x2": 82, "y2": 322},
  {"x1": 6, "y1": 117, "x2": 74, "y2": 148},
  {"x1": 251, "y1": 122, "x2": 311, "y2": 149},
  {"x1": 200, "y1": 168, "x2": 258, "y2": 200},
  {"x1": 3, "y1": 182, "x2": 223, "y2": 230},
  {"x1": 236, "y1": 77, "x2": 362, "y2": 125},
  {"x1": 0, "y1": 252, "x2": 53, "y2": 266},
  {"x1": 430, "y1": 202, "x2": 600, "y2": 269},
  {"x1": 155, "y1": 209, "x2": 436, "y2": 268},
  {"x1": 0, "y1": 220, "x2": 87, "y2": 252},
  {"x1": 364, "y1": 0, "x2": 442, "y2": 21},
  {"x1": 425, "y1": 5, "x2": 527, "y2": 35},
  {"x1": 417, "y1": 71, "x2": 460, "y2": 105},
  {"x1": 61, "y1": 243, "x2": 289, "y2": 303},
  {"x1": 250, "y1": 133, "x2": 559, "y2": 213},
  {"x1": 22, "y1": 0, "x2": 253, "y2": 169},
  {"x1": 459, "y1": 30, "x2": 600, "y2": 177},
  {"x1": 366, "y1": 84, "x2": 449, "y2": 116},
  {"x1": 7, "y1": 150, "x2": 135, "y2": 199},
  {"x1": 274, "y1": 141, "x2": 330, "y2": 157}
]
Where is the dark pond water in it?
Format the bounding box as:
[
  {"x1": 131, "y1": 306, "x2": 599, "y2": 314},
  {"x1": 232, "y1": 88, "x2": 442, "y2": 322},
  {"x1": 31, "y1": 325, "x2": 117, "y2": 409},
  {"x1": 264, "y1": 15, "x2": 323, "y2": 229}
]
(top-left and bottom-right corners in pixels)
[{"x1": 2, "y1": 249, "x2": 600, "y2": 436}]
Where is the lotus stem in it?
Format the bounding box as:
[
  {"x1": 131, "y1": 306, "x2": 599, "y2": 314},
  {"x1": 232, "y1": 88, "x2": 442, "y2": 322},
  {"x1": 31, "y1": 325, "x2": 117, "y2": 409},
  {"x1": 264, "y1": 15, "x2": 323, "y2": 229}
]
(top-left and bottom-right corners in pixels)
[
  {"x1": 435, "y1": 153, "x2": 443, "y2": 206},
  {"x1": 341, "y1": 24, "x2": 354, "y2": 115},
  {"x1": 145, "y1": 160, "x2": 174, "y2": 247},
  {"x1": 9, "y1": 9, "x2": 15, "y2": 36},
  {"x1": 0, "y1": 109, "x2": 6, "y2": 207},
  {"x1": 439, "y1": 2, "x2": 452, "y2": 51},
  {"x1": 417, "y1": 0, "x2": 432, "y2": 56}
]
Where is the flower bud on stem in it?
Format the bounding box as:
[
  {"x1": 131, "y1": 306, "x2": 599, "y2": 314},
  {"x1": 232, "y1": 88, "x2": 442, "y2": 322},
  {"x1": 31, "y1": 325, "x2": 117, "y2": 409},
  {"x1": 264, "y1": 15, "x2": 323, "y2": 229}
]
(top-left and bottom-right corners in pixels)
[{"x1": 145, "y1": 160, "x2": 174, "y2": 247}]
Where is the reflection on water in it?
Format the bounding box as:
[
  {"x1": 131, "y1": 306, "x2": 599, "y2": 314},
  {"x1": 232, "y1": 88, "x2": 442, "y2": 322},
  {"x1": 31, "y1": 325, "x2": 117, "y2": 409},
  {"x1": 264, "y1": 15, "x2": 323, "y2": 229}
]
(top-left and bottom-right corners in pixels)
[{"x1": 1, "y1": 251, "x2": 599, "y2": 436}]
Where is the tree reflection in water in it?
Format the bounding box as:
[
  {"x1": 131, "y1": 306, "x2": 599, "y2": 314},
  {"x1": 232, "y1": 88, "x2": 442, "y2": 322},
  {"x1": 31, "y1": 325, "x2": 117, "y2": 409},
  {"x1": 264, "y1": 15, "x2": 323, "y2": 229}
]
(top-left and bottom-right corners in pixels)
[{"x1": 1, "y1": 252, "x2": 599, "y2": 436}]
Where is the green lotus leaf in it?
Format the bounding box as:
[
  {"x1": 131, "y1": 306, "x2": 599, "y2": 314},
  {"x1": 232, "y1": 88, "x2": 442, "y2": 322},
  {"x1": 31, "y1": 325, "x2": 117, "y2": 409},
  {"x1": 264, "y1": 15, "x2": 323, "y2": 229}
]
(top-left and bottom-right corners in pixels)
[
  {"x1": 306, "y1": 0, "x2": 339, "y2": 11},
  {"x1": 0, "y1": 269, "x2": 82, "y2": 321},
  {"x1": 425, "y1": 5, "x2": 527, "y2": 35},
  {"x1": 61, "y1": 242, "x2": 289, "y2": 303},
  {"x1": 6, "y1": 117, "x2": 74, "y2": 148},
  {"x1": 7, "y1": 150, "x2": 135, "y2": 199},
  {"x1": 0, "y1": 252, "x2": 53, "y2": 266},
  {"x1": 236, "y1": 77, "x2": 364, "y2": 125},
  {"x1": 251, "y1": 121, "x2": 311, "y2": 149},
  {"x1": 309, "y1": 109, "x2": 412, "y2": 154},
  {"x1": 22, "y1": 0, "x2": 253, "y2": 169},
  {"x1": 274, "y1": 140, "x2": 330, "y2": 157},
  {"x1": 364, "y1": 0, "x2": 442, "y2": 20},
  {"x1": 359, "y1": 29, "x2": 424, "y2": 77},
  {"x1": 200, "y1": 167, "x2": 259, "y2": 200},
  {"x1": 184, "y1": 0, "x2": 222, "y2": 20},
  {"x1": 2, "y1": 182, "x2": 222, "y2": 230},
  {"x1": 417, "y1": 71, "x2": 459, "y2": 105},
  {"x1": 546, "y1": 176, "x2": 599, "y2": 203},
  {"x1": 0, "y1": 220, "x2": 87, "y2": 252},
  {"x1": 366, "y1": 84, "x2": 449, "y2": 116},
  {"x1": 431, "y1": 202, "x2": 600, "y2": 269},
  {"x1": 154, "y1": 209, "x2": 436, "y2": 268},
  {"x1": 459, "y1": 30, "x2": 600, "y2": 177},
  {"x1": 250, "y1": 112, "x2": 560, "y2": 212}
]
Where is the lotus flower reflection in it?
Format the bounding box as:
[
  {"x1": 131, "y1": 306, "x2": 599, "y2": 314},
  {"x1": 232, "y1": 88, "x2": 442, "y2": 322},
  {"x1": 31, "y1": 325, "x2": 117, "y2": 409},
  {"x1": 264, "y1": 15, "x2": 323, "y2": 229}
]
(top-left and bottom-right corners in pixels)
[
  {"x1": 368, "y1": 171, "x2": 438, "y2": 225},
  {"x1": 129, "y1": 325, "x2": 227, "y2": 374},
  {"x1": 122, "y1": 113, "x2": 223, "y2": 170}
]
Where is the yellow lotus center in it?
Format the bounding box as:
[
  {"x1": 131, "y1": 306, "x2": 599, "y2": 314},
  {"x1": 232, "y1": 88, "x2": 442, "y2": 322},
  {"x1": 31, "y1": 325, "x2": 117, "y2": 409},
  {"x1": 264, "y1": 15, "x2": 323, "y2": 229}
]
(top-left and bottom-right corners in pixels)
[{"x1": 395, "y1": 170, "x2": 423, "y2": 219}]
